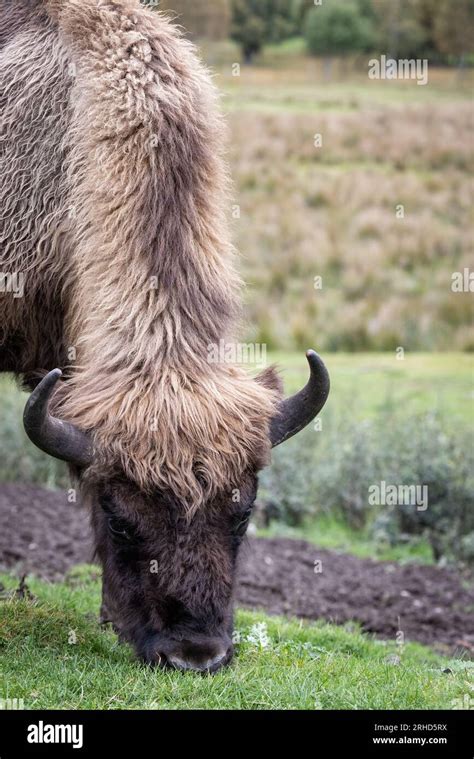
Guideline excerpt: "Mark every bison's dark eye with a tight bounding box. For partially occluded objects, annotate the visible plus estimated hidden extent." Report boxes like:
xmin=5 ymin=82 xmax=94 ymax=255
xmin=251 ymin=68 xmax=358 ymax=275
xmin=107 ymin=517 xmax=132 ymax=542
xmin=100 ymin=496 xmax=136 ymax=543
xmin=233 ymin=507 xmax=253 ymax=539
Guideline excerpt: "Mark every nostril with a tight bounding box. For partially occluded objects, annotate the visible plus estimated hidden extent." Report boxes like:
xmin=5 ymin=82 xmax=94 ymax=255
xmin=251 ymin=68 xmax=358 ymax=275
xmin=207 ymin=650 xmax=229 ymax=671
xmin=168 ymin=650 xmax=228 ymax=673
xmin=163 ymin=642 xmax=232 ymax=673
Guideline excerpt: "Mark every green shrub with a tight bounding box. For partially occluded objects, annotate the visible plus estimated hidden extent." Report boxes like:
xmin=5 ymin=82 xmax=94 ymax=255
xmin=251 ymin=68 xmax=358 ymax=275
xmin=379 ymin=412 xmax=474 ymax=563
xmin=304 ymin=1 xmax=375 ymax=57
xmin=259 ymin=409 xmax=474 ymax=566
xmin=0 ymin=377 xmax=68 ymax=489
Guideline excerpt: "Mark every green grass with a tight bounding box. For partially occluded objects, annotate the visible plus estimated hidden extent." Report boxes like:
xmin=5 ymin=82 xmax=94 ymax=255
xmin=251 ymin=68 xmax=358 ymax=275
xmin=267 ymin=352 xmax=474 ymax=430
xmin=0 ymin=568 xmax=471 ymax=710
xmin=259 ymin=514 xmax=434 ymax=564
xmin=217 ymin=53 xmax=474 ymax=113
xmin=222 ymin=80 xmax=474 ymax=114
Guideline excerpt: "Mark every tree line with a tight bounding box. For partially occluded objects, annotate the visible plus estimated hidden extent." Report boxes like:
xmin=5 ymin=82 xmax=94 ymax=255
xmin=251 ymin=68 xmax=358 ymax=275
xmin=150 ymin=0 xmax=473 ymax=65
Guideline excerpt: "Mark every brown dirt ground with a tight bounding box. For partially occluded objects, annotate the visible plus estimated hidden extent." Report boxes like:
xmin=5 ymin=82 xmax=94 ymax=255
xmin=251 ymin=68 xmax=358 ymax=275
xmin=0 ymin=484 xmax=473 ymax=653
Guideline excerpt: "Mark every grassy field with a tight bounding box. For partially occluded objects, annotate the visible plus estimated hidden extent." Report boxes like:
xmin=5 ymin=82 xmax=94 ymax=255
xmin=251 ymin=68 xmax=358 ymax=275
xmin=260 ymin=514 xmax=435 ymax=564
xmin=0 ymin=568 xmax=471 ymax=710
xmin=201 ymin=49 xmax=474 ymax=352
xmin=268 ymin=351 xmax=473 ymax=427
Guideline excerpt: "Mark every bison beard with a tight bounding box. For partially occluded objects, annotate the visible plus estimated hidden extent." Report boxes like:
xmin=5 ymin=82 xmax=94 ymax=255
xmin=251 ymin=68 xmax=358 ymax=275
xmin=1 ymin=0 xmax=330 ymax=672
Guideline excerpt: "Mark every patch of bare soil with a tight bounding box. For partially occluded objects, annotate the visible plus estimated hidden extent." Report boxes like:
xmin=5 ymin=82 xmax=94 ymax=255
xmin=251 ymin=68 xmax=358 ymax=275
xmin=236 ymin=539 xmax=474 ymax=654
xmin=0 ymin=484 xmax=94 ymax=580
xmin=0 ymin=484 xmax=472 ymax=652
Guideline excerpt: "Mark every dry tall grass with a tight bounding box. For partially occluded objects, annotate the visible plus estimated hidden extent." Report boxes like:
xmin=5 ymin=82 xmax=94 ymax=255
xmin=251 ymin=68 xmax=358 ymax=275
xmin=224 ymin=79 xmax=473 ymax=351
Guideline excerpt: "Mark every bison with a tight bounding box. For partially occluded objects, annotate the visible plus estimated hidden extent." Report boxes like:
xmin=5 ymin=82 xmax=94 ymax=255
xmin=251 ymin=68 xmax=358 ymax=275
xmin=0 ymin=0 xmax=329 ymax=672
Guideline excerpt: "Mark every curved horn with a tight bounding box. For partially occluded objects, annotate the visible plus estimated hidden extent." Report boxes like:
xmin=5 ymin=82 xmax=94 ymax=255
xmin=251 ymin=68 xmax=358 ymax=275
xmin=270 ymin=350 xmax=330 ymax=448
xmin=23 ymin=369 xmax=93 ymax=467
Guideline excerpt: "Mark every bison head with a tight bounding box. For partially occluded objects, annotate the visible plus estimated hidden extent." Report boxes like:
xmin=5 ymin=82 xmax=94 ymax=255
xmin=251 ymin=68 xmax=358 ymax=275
xmin=23 ymin=351 xmax=329 ymax=672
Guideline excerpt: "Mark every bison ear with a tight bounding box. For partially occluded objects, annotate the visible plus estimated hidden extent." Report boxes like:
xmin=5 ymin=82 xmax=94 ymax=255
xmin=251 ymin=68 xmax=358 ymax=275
xmin=255 ymin=366 xmax=284 ymax=398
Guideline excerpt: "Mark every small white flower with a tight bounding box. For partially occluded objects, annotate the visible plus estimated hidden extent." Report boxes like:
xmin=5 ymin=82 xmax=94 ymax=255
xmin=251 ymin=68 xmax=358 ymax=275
xmin=246 ymin=622 xmax=270 ymax=649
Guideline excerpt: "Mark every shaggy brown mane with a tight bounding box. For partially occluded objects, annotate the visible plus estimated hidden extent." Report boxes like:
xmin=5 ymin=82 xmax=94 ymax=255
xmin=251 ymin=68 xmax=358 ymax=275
xmin=1 ymin=0 xmax=280 ymax=510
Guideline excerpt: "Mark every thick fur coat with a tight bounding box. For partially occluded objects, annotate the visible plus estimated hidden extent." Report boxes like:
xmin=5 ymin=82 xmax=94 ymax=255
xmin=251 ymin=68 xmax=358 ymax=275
xmin=0 ymin=0 xmax=280 ymax=509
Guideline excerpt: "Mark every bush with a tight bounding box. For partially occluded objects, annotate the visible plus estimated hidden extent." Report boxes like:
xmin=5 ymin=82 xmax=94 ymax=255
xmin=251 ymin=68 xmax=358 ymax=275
xmin=0 ymin=377 xmax=68 ymax=489
xmin=231 ymin=0 xmax=298 ymax=62
xmin=304 ymin=1 xmax=375 ymax=57
xmin=259 ymin=410 xmax=474 ymax=566
xmin=379 ymin=412 xmax=474 ymax=563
